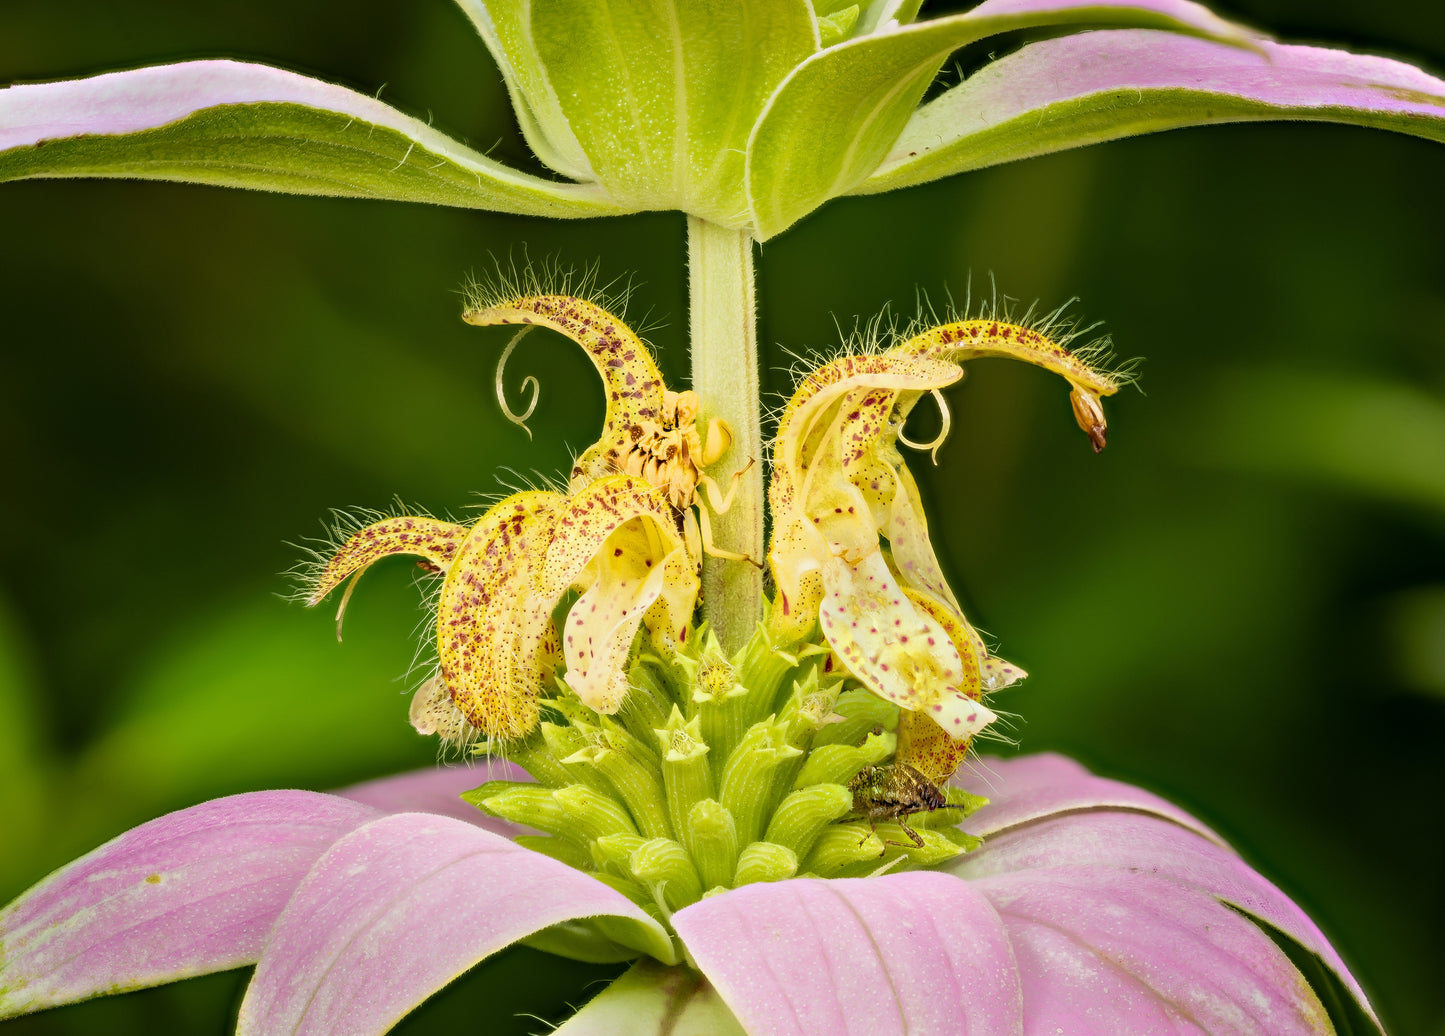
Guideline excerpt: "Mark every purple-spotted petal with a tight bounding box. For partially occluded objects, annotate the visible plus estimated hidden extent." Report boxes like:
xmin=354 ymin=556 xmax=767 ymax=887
xmin=0 ymin=791 xmax=379 ymax=1019
xmin=336 ymin=762 xmax=532 ymax=834
xmin=959 ymin=752 xmax=1222 ymax=843
xmin=949 ymin=810 xmax=1379 ymax=1027
xmin=976 ymin=866 xmax=1333 ymax=1034
xmin=235 ymin=812 xmax=673 ymax=1036
xmin=866 ymin=29 xmax=1445 ymax=193
xmin=673 ymin=873 xmax=1022 ymax=1036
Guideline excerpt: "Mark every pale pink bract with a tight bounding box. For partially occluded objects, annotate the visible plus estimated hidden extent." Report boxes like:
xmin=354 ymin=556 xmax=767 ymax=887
xmin=0 ymin=754 xmax=1374 ymax=1035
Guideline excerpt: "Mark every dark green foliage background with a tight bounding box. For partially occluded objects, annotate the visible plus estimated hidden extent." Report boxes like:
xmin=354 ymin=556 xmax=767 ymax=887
xmin=1 ymin=1 xmax=1443 ymax=1032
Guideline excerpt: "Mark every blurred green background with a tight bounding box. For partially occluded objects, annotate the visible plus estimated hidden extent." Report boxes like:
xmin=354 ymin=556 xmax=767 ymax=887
xmin=1 ymin=1 xmax=1443 ymax=1033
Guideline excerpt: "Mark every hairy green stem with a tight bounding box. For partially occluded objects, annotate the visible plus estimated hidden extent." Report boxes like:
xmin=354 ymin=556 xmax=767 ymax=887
xmin=687 ymin=216 xmax=764 ymax=653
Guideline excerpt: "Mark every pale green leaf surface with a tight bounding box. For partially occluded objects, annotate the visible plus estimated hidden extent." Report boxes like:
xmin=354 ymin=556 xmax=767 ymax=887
xmin=746 ymin=0 xmax=1253 ymax=238
xmin=531 ymin=0 xmax=817 ymax=226
xmin=856 ymin=0 xmax=927 ymax=37
xmin=862 ymin=30 xmax=1445 ymax=194
xmin=0 ymin=60 xmax=624 ymax=217
xmin=451 ymin=0 xmax=597 ymax=182
xmin=551 ymin=959 xmax=747 ymax=1036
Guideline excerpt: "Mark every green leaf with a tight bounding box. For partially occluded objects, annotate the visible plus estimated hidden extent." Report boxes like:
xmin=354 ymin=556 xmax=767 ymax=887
xmin=855 ymin=0 xmax=927 ymax=37
xmin=0 ymin=60 xmax=625 ymax=218
xmin=860 ymin=30 xmax=1445 ymax=195
xmin=746 ymin=0 xmax=1253 ymax=238
xmin=451 ymin=0 xmax=598 ymax=182
xmin=529 ymin=0 xmax=817 ymax=226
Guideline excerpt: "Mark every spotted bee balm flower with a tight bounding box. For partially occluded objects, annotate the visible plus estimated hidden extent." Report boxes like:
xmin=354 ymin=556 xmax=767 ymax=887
xmin=0 ymin=289 xmax=1382 ymax=1034
xmin=310 ymin=291 xmax=1114 ymax=778
xmin=305 ymin=290 xmax=746 ymax=742
xmin=4 ymin=0 xmax=1443 ymax=1031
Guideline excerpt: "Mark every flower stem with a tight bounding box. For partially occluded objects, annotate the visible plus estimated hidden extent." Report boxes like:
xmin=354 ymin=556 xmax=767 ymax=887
xmin=687 ymin=216 xmax=764 ymax=653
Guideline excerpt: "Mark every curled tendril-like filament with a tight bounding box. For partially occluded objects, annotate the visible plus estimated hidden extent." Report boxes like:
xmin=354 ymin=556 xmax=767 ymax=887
xmin=495 ymin=326 xmax=540 ymax=439
xmin=895 ymin=388 xmax=952 ymax=465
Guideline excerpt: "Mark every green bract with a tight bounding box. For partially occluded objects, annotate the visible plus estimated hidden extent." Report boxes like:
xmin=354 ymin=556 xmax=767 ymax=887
xmin=463 ymin=621 xmax=987 ymax=954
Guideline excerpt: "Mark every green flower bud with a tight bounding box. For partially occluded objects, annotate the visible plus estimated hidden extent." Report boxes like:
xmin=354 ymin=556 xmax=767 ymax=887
xmin=734 ymin=841 xmax=799 ymax=885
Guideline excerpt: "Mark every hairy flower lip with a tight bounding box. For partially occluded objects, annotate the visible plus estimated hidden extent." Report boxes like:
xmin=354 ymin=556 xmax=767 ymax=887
xmin=0 ymin=753 xmax=1379 ymax=1034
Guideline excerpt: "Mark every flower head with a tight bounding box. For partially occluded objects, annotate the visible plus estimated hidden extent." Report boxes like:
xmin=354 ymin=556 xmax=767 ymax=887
xmin=2 ymin=3 xmax=1434 ymax=1029
xmin=1 ymin=286 xmax=1380 ymax=1032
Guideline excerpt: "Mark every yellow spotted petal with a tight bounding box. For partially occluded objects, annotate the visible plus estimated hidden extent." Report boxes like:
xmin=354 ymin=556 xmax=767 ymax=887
xmin=896 ymin=712 xmax=970 ymax=787
xmin=462 ymin=293 xmax=669 ymax=486
xmin=980 ymin=654 xmax=1028 ymax=693
xmin=894 ymin=317 xmax=1122 ymax=452
xmin=563 ymin=521 xmax=677 ymax=714
xmin=818 ymin=551 xmax=996 ymax=742
xmin=772 ymin=353 xmax=959 ymax=505
xmin=768 ymin=353 xmax=958 ymax=642
xmin=902 ymin=555 xmax=1027 ymax=696
xmin=540 ymin=475 xmax=687 ymax=601
xmin=770 ymin=386 xmax=889 ymax=642
xmin=437 ymin=491 xmax=564 ymax=741
xmin=884 ymin=461 xmax=958 ymax=614
xmin=407 ymin=675 xmax=472 ymax=743
xmin=895 ymin=588 xmax=1021 ymax=782
xmin=766 ymin=519 xmax=825 ymax=642
xmin=542 ymin=475 xmax=699 ymax=713
xmin=306 ymin=516 xmax=468 ymax=607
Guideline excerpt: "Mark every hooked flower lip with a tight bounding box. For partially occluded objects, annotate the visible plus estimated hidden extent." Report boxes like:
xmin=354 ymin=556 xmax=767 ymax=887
xmin=302 ymin=293 xmax=727 ymax=749
xmin=0 ymin=754 xmax=1378 ymax=1035
xmin=766 ymin=305 xmax=1124 ymax=772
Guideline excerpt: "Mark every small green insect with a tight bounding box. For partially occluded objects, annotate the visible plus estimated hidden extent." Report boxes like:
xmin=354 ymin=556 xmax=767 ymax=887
xmin=847 ymin=762 xmax=967 ymax=851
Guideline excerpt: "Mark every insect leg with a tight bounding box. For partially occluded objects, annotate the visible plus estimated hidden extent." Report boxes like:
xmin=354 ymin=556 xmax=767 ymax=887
xmin=698 ymin=458 xmax=755 ymax=516
xmin=695 ymin=494 xmax=760 ymax=565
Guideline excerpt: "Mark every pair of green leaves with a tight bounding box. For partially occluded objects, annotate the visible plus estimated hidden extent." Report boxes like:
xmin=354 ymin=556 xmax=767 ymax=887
xmin=7 ymin=1 xmax=1441 ymax=239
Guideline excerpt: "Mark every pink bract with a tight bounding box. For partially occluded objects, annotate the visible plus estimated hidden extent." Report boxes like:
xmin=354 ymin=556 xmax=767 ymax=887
xmin=0 ymin=754 xmax=1376 ymax=1035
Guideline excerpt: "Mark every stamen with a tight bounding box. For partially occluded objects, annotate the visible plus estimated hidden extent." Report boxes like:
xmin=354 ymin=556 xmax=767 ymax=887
xmin=494 ymin=326 xmax=540 ymax=439
xmin=333 ymin=570 xmax=364 ymax=641
xmin=896 ymin=388 xmax=952 ymax=465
